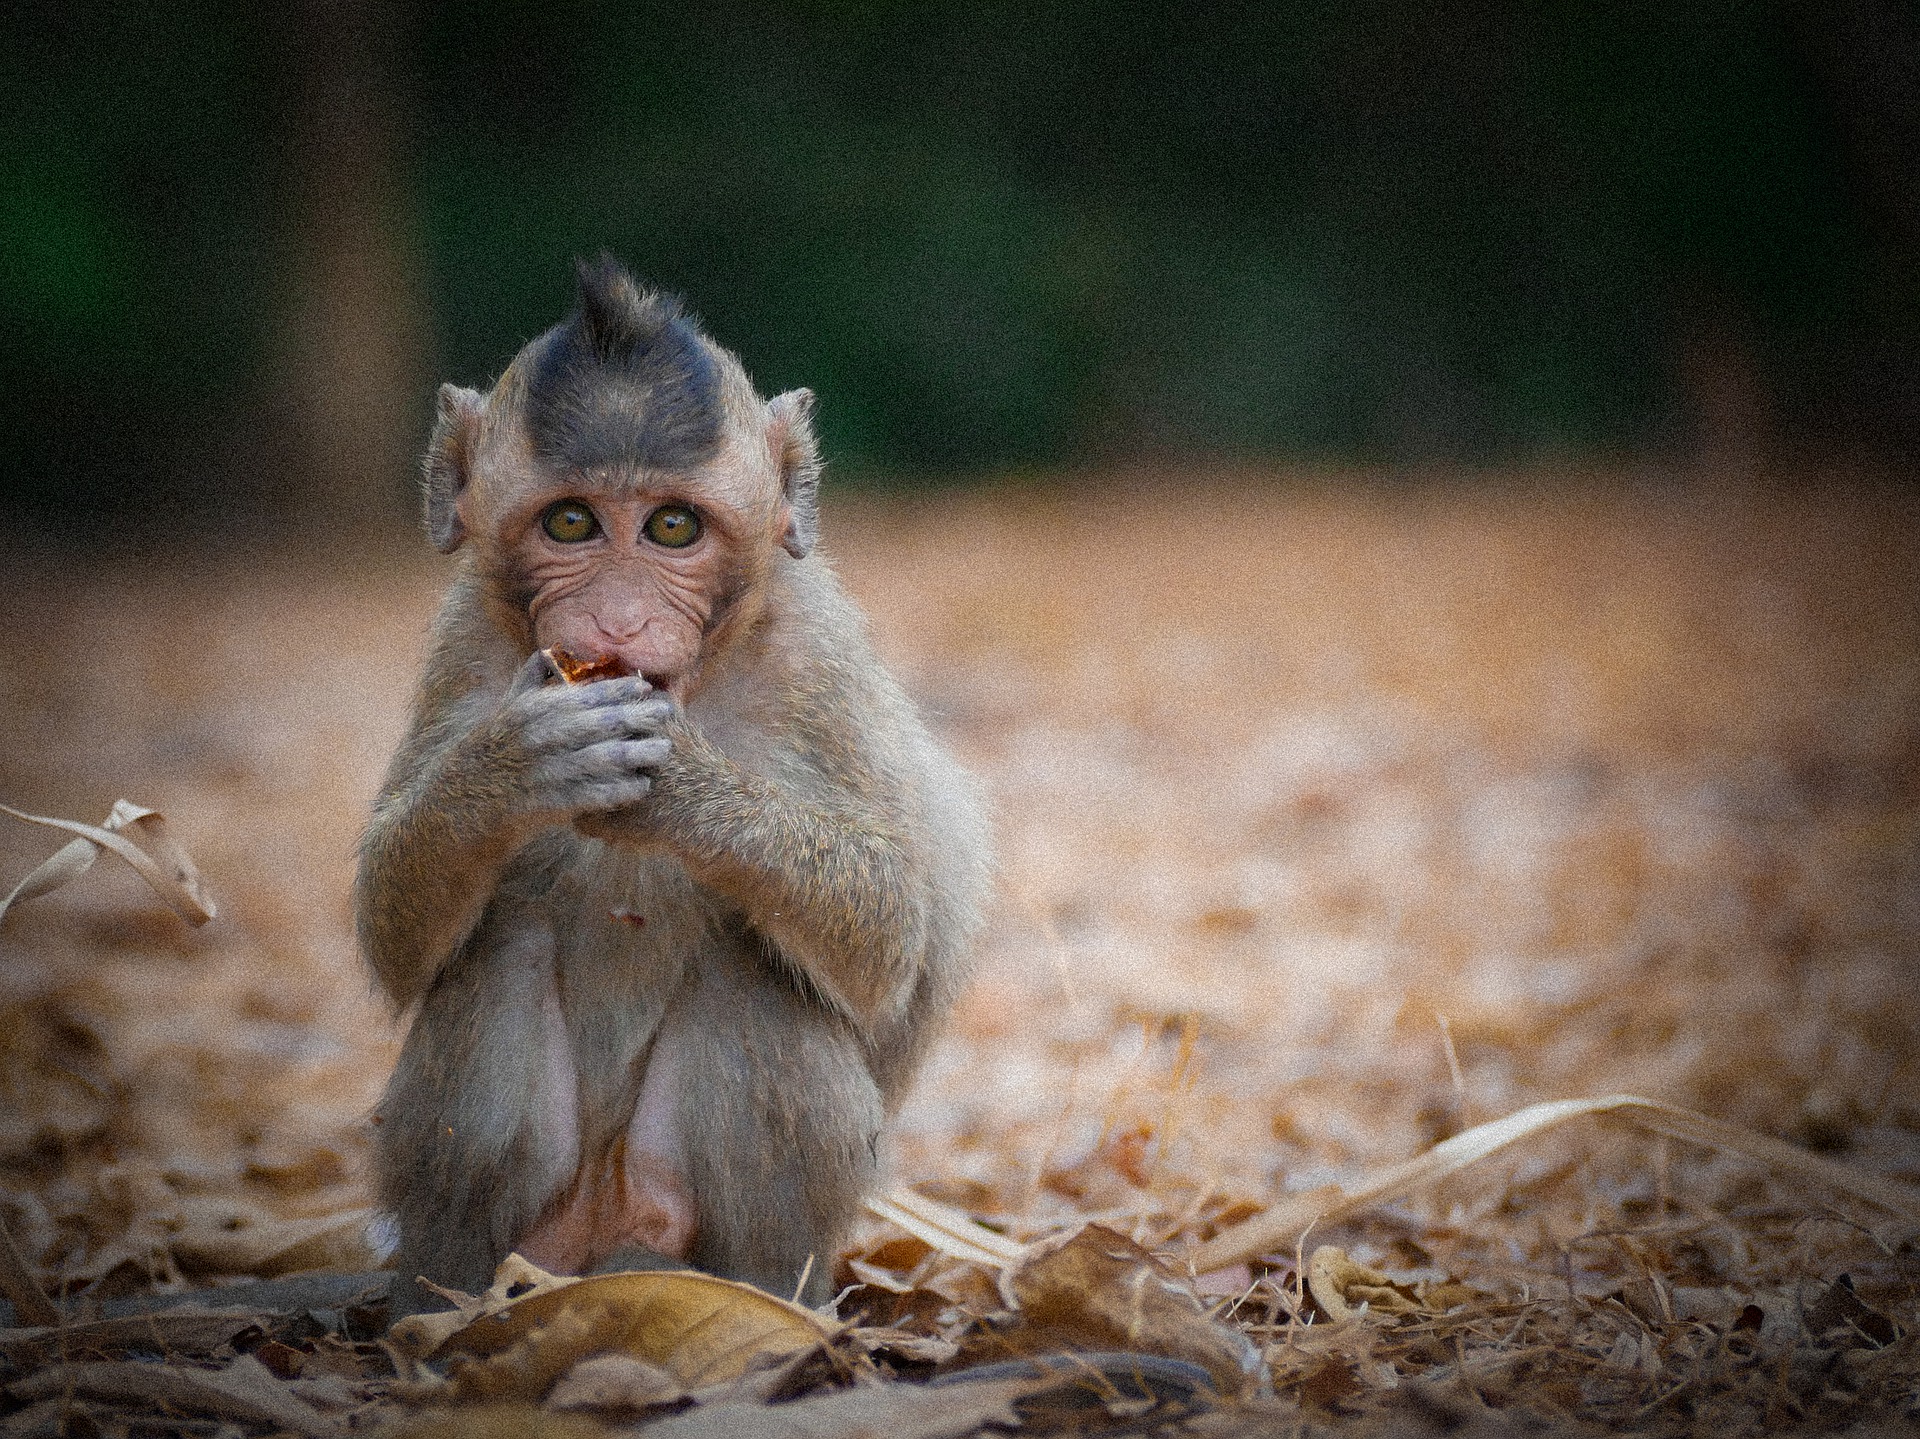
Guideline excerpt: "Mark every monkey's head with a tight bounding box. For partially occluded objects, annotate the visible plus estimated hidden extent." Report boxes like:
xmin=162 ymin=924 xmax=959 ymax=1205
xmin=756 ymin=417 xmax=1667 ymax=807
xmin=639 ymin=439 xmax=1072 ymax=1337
xmin=421 ymin=257 xmax=822 ymax=700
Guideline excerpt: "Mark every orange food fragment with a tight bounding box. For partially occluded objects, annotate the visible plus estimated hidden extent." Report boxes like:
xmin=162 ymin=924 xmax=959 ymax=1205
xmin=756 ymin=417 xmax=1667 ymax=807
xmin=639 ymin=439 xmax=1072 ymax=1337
xmin=544 ymin=647 xmax=633 ymax=684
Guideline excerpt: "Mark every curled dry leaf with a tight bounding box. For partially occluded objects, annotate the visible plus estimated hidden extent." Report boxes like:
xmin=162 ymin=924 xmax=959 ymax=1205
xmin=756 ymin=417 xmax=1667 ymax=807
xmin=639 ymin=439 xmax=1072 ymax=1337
xmin=0 ymin=1219 xmax=59 ymax=1328
xmin=0 ymin=798 xmax=215 ymax=926
xmin=0 ymin=1309 xmax=263 ymax=1365
xmin=389 ymin=1252 xmax=584 ymax=1362
xmin=847 ymin=1326 xmax=961 ymax=1366
xmin=1803 ymin=1273 xmax=1901 ymax=1348
xmin=1304 ymin=1246 xmax=1478 ymax=1324
xmin=638 ymin=1373 xmax=1042 ymax=1439
xmin=985 ymin=1224 xmax=1262 ymax=1397
xmin=864 ymin=1189 xmax=1025 ymax=1269
xmin=546 ymin=1352 xmax=686 ymax=1413
xmin=170 ymin=1204 xmax=379 ymax=1278
xmin=1306 ymin=1247 xmax=1418 ymax=1323
xmin=394 ymin=1253 xmax=833 ymax=1406
xmin=387 ymin=1402 xmax=620 ymax=1439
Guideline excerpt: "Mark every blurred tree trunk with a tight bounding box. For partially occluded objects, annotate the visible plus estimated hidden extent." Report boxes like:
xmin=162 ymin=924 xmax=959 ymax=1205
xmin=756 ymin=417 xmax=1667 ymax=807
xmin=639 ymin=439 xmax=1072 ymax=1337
xmin=1786 ymin=0 xmax=1920 ymax=459
xmin=274 ymin=0 xmax=427 ymax=529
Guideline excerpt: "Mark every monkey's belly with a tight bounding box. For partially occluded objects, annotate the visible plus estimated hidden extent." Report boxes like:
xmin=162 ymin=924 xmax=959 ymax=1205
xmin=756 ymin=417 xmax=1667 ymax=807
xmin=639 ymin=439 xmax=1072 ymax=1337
xmin=519 ymin=865 xmax=705 ymax=1270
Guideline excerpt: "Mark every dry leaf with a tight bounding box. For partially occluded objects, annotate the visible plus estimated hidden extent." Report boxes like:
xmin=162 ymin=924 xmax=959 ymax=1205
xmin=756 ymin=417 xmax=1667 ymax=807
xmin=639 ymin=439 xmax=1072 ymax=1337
xmin=847 ymin=1257 xmax=918 ymax=1294
xmin=1305 ymin=1246 xmax=1423 ymax=1322
xmin=0 ymin=799 xmax=215 ymax=927
xmin=397 ymin=1254 xmax=832 ymax=1405
xmin=848 ymin=1326 xmax=961 ymax=1365
xmin=387 ymin=1403 xmax=619 ymax=1438
xmin=1803 ymin=1273 xmax=1900 ymax=1347
xmin=388 ymin=1252 xmax=573 ymax=1362
xmin=638 ymin=1373 xmax=1040 ymax=1439
xmin=0 ymin=1222 xmax=58 ymax=1328
xmin=933 ymin=1351 xmax=1219 ymax=1429
xmin=287 ymin=1373 xmax=371 ymax=1411
xmin=991 ymin=1224 xmax=1262 ymax=1396
xmin=6 ymin=1354 xmax=332 ymax=1437
xmin=864 ymin=1189 xmax=1025 ymax=1268
xmin=547 ymin=1352 xmax=687 ymax=1412
xmin=0 ymin=1309 xmax=261 ymax=1364
xmin=170 ymin=1203 xmax=377 ymax=1277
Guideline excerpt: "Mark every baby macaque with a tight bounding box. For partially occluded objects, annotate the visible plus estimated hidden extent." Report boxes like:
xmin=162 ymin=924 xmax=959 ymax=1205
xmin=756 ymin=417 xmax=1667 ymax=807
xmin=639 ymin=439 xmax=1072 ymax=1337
xmin=355 ymin=258 xmax=989 ymax=1306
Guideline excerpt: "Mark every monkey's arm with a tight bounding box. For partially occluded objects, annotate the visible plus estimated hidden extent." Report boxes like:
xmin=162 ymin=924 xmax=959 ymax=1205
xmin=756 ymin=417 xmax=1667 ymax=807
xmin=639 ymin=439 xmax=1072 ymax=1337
xmin=356 ymin=624 xmax=674 ymax=1009
xmin=626 ymin=707 xmax=961 ymax=1034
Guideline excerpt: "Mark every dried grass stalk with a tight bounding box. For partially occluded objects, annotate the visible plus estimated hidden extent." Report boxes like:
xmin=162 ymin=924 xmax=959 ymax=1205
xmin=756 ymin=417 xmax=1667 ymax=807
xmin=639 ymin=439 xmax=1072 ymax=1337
xmin=1191 ymin=1093 xmax=1920 ymax=1272
xmin=865 ymin=1190 xmax=1026 ymax=1268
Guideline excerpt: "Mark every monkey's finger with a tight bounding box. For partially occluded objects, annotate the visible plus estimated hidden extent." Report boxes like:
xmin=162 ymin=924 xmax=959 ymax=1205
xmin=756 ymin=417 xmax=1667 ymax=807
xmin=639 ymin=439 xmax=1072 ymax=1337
xmin=573 ymin=777 xmax=654 ymax=811
xmin=580 ymin=737 xmax=674 ymax=775
xmin=530 ymin=756 xmax=657 ymax=808
xmin=571 ymin=671 xmax=655 ymax=699
xmin=561 ymin=690 xmax=674 ymax=736
xmin=601 ymin=696 xmax=675 ymax=734
xmin=534 ymin=739 xmax=672 ymax=791
xmin=506 ymin=649 xmax=560 ymax=700
xmin=525 ymin=701 xmax=674 ymax=753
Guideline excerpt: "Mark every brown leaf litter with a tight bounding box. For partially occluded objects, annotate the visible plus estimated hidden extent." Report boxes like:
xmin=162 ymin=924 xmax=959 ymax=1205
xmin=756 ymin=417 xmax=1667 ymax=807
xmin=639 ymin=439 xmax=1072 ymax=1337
xmin=1 ymin=474 xmax=1917 ymax=1435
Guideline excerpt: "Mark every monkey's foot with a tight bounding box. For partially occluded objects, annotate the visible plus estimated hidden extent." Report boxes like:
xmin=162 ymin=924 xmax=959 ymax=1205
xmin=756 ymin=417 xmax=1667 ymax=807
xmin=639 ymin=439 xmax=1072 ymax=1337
xmin=589 ymin=1243 xmax=683 ymax=1275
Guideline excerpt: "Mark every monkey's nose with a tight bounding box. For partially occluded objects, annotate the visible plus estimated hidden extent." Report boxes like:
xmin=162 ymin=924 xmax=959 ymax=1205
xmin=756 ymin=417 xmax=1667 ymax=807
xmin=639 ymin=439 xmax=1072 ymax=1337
xmin=592 ymin=616 xmax=647 ymax=646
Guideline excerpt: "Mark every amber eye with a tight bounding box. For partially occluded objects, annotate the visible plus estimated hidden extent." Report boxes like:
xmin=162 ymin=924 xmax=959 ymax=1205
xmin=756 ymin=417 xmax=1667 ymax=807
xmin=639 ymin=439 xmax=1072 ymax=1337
xmin=643 ymin=504 xmax=702 ymax=549
xmin=541 ymin=500 xmax=600 ymax=543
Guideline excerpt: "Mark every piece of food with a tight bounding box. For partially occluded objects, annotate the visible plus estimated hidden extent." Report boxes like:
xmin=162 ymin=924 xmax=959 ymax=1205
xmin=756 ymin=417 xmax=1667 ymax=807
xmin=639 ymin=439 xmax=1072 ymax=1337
xmin=543 ymin=647 xmax=634 ymax=685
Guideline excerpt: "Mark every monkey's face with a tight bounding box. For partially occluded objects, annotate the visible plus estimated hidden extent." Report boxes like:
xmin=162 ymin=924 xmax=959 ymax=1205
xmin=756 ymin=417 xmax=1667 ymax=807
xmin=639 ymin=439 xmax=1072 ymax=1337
xmin=505 ymin=479 xmax=762 ymax=701
xmin=503 ymin=482 xmax=764 ymax=703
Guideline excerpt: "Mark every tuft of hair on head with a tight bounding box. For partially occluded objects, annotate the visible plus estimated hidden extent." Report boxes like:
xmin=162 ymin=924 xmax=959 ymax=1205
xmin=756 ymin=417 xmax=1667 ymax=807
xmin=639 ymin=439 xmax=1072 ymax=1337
xmin=524 ymin=255 xmax=724 ymax=474
xmin=574 ymin=253 xmax=689 ymax=366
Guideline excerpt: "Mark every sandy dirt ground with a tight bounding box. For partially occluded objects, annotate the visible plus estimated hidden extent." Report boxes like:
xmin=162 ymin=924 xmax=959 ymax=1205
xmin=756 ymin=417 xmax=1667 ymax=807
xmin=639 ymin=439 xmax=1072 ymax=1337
xmin=1 ymin=472 xmax=1916 ymax=1432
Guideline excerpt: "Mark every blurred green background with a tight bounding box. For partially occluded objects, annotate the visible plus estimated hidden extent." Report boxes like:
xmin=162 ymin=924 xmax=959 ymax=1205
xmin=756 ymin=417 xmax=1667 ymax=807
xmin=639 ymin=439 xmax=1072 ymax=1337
xmin=3 ymin=0 xmax=1916 ymax=529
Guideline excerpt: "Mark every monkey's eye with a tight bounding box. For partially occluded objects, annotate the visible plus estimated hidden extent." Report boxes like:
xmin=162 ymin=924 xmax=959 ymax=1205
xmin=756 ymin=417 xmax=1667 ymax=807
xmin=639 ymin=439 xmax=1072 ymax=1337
xmin=643 ymin=505 xmax=702 ymax=549
xmin=541 ymin=500 xmax=601 ymax=544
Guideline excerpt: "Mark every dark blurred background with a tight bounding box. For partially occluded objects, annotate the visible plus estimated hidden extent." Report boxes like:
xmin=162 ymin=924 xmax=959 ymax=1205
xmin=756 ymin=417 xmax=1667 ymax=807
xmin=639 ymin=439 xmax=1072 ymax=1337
xmin=3 ymin=0 xmax=1917 ymax=533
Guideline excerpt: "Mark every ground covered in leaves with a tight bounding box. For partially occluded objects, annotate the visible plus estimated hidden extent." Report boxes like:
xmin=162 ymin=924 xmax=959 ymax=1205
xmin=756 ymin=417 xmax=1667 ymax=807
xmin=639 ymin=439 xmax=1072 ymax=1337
xmin=1 ymin=471 xmax=1916 ymax=1436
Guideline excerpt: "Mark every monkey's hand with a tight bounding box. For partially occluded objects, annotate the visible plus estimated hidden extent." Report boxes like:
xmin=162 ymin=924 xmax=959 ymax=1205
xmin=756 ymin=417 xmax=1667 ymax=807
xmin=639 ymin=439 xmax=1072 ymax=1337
xmin=358 ymin=652 xmax=672 ymax=1010
xmin=476 ymin=651 xmax=675 ymax=826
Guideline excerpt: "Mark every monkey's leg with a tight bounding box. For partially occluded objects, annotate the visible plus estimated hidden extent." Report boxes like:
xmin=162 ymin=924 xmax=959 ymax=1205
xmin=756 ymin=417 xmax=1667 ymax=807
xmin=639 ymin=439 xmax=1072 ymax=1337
xmin=677 ymin=956 xmax=884 ymax=1305
xmin=378 ymin=917 xmax=582 ymax=1305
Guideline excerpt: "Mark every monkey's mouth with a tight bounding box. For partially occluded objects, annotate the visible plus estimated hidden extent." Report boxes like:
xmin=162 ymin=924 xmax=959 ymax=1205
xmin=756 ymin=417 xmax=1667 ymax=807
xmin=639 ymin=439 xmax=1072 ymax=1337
xmin=542 ymin=646 xmax=687 ymax=701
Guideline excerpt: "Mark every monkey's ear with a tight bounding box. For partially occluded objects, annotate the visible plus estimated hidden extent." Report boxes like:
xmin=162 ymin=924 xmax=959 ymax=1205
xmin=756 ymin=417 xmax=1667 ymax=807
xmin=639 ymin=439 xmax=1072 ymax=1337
xmin=423 ymin=384 xmax=484 ymax=554
xmin=767 ymin=388 xmax=821 ymax=560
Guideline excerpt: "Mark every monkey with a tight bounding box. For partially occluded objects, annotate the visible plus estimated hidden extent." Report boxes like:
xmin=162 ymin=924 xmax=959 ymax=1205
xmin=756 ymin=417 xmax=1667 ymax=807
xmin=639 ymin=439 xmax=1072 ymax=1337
xmin=355 ymin=258 xmax=990 ymax=1309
